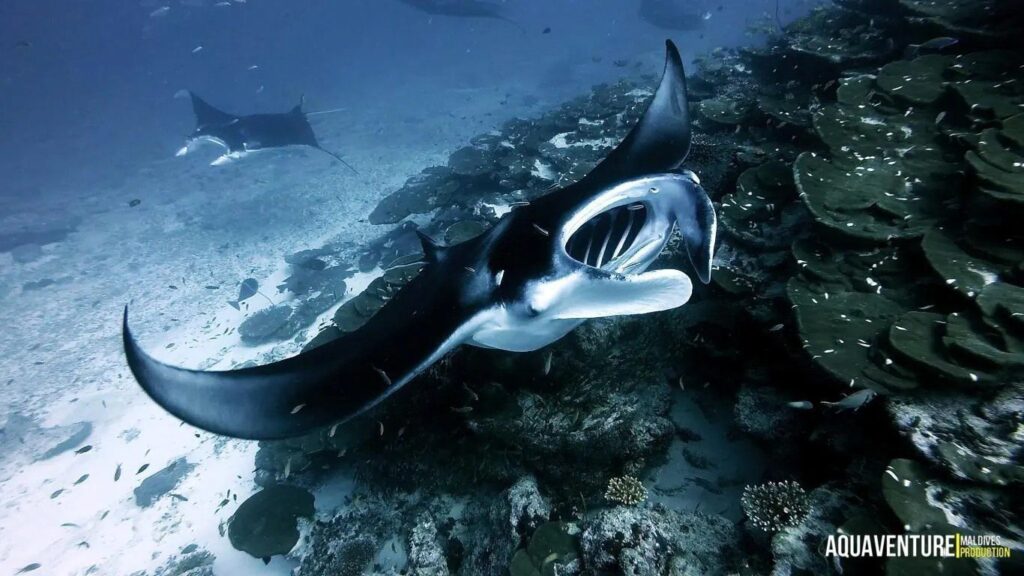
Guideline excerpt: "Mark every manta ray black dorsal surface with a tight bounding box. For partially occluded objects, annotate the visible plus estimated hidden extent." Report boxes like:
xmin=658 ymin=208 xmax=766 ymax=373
xmin=189 ymin=92 xmax=237 ymax=129
xmin=178 ymin=92 xmax=357 ymax=173
xmin=575 ymin=39 xmax=691 ymax=190
xmin=125 ymin=40 xmax=715 ymax=440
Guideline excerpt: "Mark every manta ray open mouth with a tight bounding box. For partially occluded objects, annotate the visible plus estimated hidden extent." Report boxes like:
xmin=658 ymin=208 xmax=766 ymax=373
xmin=565 ymin=203 xmax=648 ymax=269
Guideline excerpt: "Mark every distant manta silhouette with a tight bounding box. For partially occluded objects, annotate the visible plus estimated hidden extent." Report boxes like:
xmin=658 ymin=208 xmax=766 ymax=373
xmin=397 ymin=0 xmax=525 ymax=33
xmin=175 ymin=91 xmax=357 ymax=174
xmin=639 ymin=0 xmax=705 ymax=31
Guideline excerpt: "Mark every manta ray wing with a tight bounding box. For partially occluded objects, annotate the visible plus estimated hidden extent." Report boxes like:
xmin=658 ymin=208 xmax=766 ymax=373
xmin=532 ymin=40 xmax=713 ymax=283
xmin=188 ymin=92 xmax=236 ymax=129
xmin=124 ymin=263 xmax=481 ymax=439
xmin=577 ymin=39 xmax=691 ymax=188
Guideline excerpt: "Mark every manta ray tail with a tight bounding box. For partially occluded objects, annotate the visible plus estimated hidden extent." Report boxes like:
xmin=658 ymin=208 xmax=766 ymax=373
xmin=295 ymin=96 xmax=358 ymax=174
xmin=316 ymin=147 xmax=360 ymax=175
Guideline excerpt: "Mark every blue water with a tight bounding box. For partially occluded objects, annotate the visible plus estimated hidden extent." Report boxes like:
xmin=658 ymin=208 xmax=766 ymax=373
xmin=1 ymin=0 xmax=800 ymax=196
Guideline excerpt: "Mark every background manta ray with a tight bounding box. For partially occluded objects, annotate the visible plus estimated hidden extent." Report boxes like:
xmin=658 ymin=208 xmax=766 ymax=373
xmin=124 ymin=40 xmax=716 ymax=440
xmin=639 ymin=0 xmax=707 ymax=32
xmin=396 ymin=0 xmax=526 ymax=33
xmin=176 ymin=91 xmax=358 ymax=173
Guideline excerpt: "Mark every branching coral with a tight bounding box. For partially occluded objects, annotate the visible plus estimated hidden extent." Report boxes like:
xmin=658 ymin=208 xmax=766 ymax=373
xmin=741 ymin=480 xmax=811 ymax=533
xmin=604 ymin=476 xmax=648 ymax=506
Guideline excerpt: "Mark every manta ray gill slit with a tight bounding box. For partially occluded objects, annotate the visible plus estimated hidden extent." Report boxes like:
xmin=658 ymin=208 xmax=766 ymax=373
xmin=565 ymin=203 xmax=648 ymax=269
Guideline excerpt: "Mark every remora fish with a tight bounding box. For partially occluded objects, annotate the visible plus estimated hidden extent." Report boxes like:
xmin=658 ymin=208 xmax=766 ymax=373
xmin=124 ymin=40 xmax=717 ymax=440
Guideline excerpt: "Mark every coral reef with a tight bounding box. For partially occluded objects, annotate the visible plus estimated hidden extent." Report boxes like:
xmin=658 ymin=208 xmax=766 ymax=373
xmin=580 ymin=506 xmax=740 ymax=576
xmin=767 ymin=484 xmax=865 ymax=576
xmin=508 ymin=521 xmax=578 ymax=576
xmin=604 ymin=476 xmax=648 ymax=507
xmin=741 ymin=480 xmax=811 ymax=533
xmin=228 ymin=484 xmax=315 ymax=560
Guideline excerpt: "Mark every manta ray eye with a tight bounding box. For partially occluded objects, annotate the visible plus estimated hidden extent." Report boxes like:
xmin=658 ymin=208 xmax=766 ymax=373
xmin=566 ymin=204 xmax=647 ymax=269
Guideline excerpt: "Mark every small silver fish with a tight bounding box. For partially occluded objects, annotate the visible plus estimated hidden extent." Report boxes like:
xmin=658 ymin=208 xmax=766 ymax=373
xmin=904 ymin=37 xmax=958 ymax=59
xmin=787 ymin=401 xmax=814 ymax=410
xmin=373 ymin=367 xmax=392 ymax=388
xmin=918 ymin=36 xmax=959 ymax=50
xmin=821 ymin=389 xmax=877 ymax=411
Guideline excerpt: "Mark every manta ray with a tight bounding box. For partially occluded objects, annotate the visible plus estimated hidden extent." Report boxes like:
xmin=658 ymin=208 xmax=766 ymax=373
xmin=397 ymin=0 xmax=525 ymax=32
xmin=124 ymin=40 xmax=716 ymax=440
xmin=175 ymin=91 xmax=357 ymax=173
xmin=639 ymin=0 xmax=706 ymax=32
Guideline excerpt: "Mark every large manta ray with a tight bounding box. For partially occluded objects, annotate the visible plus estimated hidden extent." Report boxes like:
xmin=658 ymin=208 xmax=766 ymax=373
xmin=175 ymin=91 xmax=357 ymax=173
xmin=397 ymin=0 xmax=525 ymax=32
xmin=639 ymin=0 xmax=706 ymax=32
xmin=124 ymin=40 xmax=716 ymax=440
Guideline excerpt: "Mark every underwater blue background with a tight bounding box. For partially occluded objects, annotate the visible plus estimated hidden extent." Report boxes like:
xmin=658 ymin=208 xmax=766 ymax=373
xmin=0 ymin=0 xmax=791 ymax=197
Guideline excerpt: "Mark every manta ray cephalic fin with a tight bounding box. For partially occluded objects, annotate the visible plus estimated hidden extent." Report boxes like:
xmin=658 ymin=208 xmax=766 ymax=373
xmin=548 ymin=268 xmax=693 ymax=320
